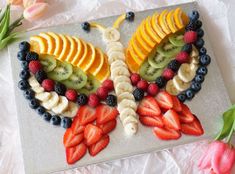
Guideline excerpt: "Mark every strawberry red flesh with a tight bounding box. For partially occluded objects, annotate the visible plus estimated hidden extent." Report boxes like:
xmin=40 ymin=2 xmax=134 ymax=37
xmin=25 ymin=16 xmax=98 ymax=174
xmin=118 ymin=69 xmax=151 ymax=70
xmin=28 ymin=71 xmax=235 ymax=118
xmin=181 ymin=115 xmax=204 ymax=136
xmin=84 ymin=124 xmax=103 ymax=146
xmin=66 ymin=142 xmax=87 ymax=164
xmin=77 ymin=105 xmax=96 ymax=125
xmin=96 ymin=104 xmax=119 ymax=124
xmin=137 ymin=96 xmax=161 ymax=117
xmin=153 ymin=127 xmax=181 ymax=140
xmin=156 ymin=91 xmax=173 ymax=109
xmin=178 ymin=103 xmax=194 ymax=123
xmin=172 ymin=96 xmax=182 ymax=112
xmin=71 ymin=116 xmax=85 ymax=134
xmin=139 ymin=115 xmax=164 ymax=127
xmin=162 ymin=109 xmax=181 ymax=130
xmin=89 ymin=135 xmax=110 ymax=156
xmin=98 ymin=119 xmax=117 ymax=134
xmin=63 ymin=128 xmax=84 ymax=148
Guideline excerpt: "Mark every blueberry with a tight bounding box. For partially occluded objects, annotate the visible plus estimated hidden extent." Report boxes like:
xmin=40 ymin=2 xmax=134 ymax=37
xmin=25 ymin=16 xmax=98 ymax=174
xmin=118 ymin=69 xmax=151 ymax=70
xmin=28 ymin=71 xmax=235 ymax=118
xmin=197 ymin=66 xmax=208 ymax=75
xmin=77 ymin=93 xmax=88 ymax=106
xmin=177 ymin=93 xmax=186 ymax=103
xmin=133 ymin=88 xmax=144 ymax=101
xmin=17 ymin=51 xmax=27 ymax=61
xmin=36 ymin=106 xmax=46 ymax=115
xmin=23 ymin=89 xmax=35 ymax=100
xmin=199 ymin=55 xmax=211 ymax=66
xmin=21 ymin=61 xmax=29 ymax=70
xmin=195 ymin=20 xmax=202 ymax=29
xmin=191 ymin=82 xmax=201 ymax=92
xmin=181 ymin=44 xmax=192 ymax=53
xmin=19 ymin=69 xmax=30 ymax=80
xmin=194 ymin=74 xmax=204 ymax=83
xmin=81 ymin=22 xmax=90 ymax=32
xmin=155 ymin=76 xmax=167 ymax=88
xmin=185 ymin=21 xmax=196 ymax=31
xmin=35 ymin=70 xmax=47 ymax=83
xmin=26 ymin=51 xmax=39 ymax=61
xmin=189 ymin=10 xmax=199 ymax=22
xmin=126 ymin=11 xmax=135 ymax=22
xmin=197 ymin=28 xmax=204 ymax=38
xmin=29 ymin=99 xmax=39 ymax=109
xmin=106 ymin=94 xmax=117 ymax=107
xmin=54 ymin=82 xmax=66 ymax=96
xmin=195 ymin=38 xmax=204 ymax=48
xmin=43 ymin=112 xmax=52 ymax=122
xmin=199 ymin=47 xmax=207 ymax=55
xmin=50 ymin=115 xmax=61 ymax=126
xmin=19 ymin=41 xmax=30 ymax=51
xmin=168 ymin=60 xmax=180 ymax=72
xmin=61 ymin=117 xmax=72 ymax=129
xmin=185 ymin=89 xmax=195 ymax=100
xmin=18 ymin=80 xmax=29 ymax=90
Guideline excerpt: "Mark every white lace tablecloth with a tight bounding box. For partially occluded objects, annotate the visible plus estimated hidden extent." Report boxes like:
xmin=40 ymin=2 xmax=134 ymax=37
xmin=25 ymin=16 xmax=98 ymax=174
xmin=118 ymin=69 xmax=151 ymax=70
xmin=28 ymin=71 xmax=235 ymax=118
xmin=0 ymin=0 xmax=235 ymax=173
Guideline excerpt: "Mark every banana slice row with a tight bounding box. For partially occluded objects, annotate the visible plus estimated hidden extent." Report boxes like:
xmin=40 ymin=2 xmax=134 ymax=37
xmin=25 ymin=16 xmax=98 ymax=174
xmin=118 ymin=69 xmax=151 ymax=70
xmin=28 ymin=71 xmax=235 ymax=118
xmin=28 ymin=76 xmax=78 ymax=117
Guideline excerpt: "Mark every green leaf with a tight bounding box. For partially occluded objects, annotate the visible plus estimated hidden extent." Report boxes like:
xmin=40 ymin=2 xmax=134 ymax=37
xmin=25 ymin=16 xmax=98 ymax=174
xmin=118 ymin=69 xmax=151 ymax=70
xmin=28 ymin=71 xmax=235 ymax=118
xmin=0 ymin=5 xmax=10 ymax=41
xmin=0 ymin=32 xmax=20 ymax=50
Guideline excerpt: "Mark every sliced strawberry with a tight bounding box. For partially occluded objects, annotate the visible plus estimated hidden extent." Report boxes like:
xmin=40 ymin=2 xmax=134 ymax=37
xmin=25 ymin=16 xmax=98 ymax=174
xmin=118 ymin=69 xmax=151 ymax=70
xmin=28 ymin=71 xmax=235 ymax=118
xmin=178 ymin=104 xmax=194 ymax=123
xmin=181 ymin=115 xmax=204 ymax=136
xmin=89 ymin=135 xmax=110 ymax=156
xmin=71 ymin=116 xmax=85 ymax=134
xmin=172 ymin=96 xmax=182 ymax=112
xmin=139 ymin=115 xmax=163 ymax=127
xmin=63 ymin=128 xmax=84 ymax=148
xmin=84 ymin=124 xmax=103 ymax=146
xmin=156 ymin=91 xmax=173 ymax=109
xmin=66 ymin=142 xmax=87 ymax=164
xmin=153 ymin=127 xmax=181 ymax=140
xmin=77 ymin=105 xmax=96 ymax=125
xmin=98 ymin=119 xmax=117 ymax=134
xmin=162 ymin=109 xmax=181 ymax=130
xmin=96 ymin=104 xmax=119 ymax=124
xmin=137 ymin=96 xmax=161 ymax=117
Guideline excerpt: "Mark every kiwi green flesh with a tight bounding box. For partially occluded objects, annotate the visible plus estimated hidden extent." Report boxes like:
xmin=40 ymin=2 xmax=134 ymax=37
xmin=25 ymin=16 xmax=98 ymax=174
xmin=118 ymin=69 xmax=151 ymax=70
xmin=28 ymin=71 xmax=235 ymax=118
xmin=61 ymin=67 xmax=87 ymax=90
xmin=47 ymin=61 xmax=73 ymax=81
xmin=139 ymin=60 xmax=163 ymax=82
xmin=148 ymin=51 xmax=172 ymax=68
xmin=157 ymin=42 xmax=182 ymax=58
xmin=169 ymin=34 xmax=184 ymax=47
xmin=78 ymin=75 xmax=100 ymax=95
xmin=39 ymin=55 xmax=57 ymax=72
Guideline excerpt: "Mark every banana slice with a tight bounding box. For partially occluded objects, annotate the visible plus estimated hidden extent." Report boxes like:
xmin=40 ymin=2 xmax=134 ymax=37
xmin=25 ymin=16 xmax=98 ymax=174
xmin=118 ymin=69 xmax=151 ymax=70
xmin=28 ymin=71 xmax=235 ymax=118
xmin=190 ymin=45 xmax=199 ymax=58
xmin=124 ymin=122 xmax=138 ymax=135
xmin=28 ymin=76 xmax=40 ymax=88
xmin=41 ymin=92 xmax=59 ymax=110
xmin=35 ymin=92 xmax=51 ymax=102
xmin=52 ymin=96 xmax=69 ymax=114
xmin=106 ymin=41 xmax=124 ymax=52
xmin=111 ymin=60 xmax=127 ymax=70
xmin=107 ymin=45 xmax=123 ymax=56
xmin=113 ymin=75 xmax=131 ymax=85
xmin=166 ymin=80 xmax=180 ymax=95
xmin=111 ymin=67 xmax=130 ymax=80
xmin=115 ymin=82 xmax=133 ymax=96
xmin=123 ymin=115 xmax=138 ymax=126
xmin=32 ymin=86 xmax=44 ymax=93
xmin=190 ymin=56 xmax=199 ymax=64
xmin=117 ymin=92 xmax=135 ymax=103
xmin=173 ymin=75 xmax=190 ymax=92
xmin=190 ymin=63 xmax=199 ymax=71
xmin=178 ymin=63 xmax=196 ymax=83
xmin=119 ymin=108 xmax=137 ymax=121
xmin=102 ymin=27 xmax=120 ymax=43
xmin=118 ymin=99 xmax=137 ymax=112
xmin=62 ymin=102 xmax=78 ymax=118
xmin=108 ymin=51 xmax=125 ymax=64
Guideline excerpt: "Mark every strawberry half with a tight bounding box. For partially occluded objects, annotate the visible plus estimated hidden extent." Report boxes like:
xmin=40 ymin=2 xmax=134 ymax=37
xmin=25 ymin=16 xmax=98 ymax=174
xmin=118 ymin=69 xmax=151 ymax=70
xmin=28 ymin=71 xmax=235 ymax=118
xmin=139 ymin=115 xmax=164 ymax=127
xmin=137 ymin=96 xmax=161 ymax=117
xmin=63 ymin=128 xmax=84 ymax=148
xmin=71 ymin=116 xmax=85 ymax=134
xmin=96 ymin=104 xmax=119 ymax=124
xmin=156 ymin=91 xmax=173 ymax=109
xmin=162 ymin=109 xmax=181 ymax=130
xmin=178 ymin=103 xmax=194 ymax=123
xmin=98 ymin=119 xmax=117 ymax=134
xmin=89 ymin=135 xmax=110 ymax=156
xmin=66 ymin=142 xmax=87 ymax=164
xmin=181 ymin=115 xmax=204 ymax=136
xmin=84 ymin=124 xmax=103 ymax=146
xmin=153 ymin=127 xmax=181 ymax=140
xmin=172 ymin=96 xmax=182 ymax=112
xmin=77 ymin=105 xmax=96 ymax=125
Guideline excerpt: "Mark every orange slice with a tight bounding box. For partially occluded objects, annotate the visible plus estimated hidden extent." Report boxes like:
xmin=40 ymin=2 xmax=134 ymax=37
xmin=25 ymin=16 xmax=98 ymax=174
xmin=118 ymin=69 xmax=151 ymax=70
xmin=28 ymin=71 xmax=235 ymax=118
xmin=89 ymin=48 xmax=104 ymax=76
xmin=30 ymin=35 xmax=48 ymax=54
xmin=139 ymin=20 xmax=156 ymax=48
xmin=125 ymin=49 xmax=139 ymax=73
xmin=135 ymin=27 xmax=152 ymax=53
xmin=47 ymin=32 xmax=63 ymax=56
xmin=182 ymin=11 xmax=189 ymax=26
xmin=57 ymin=34 xmax=70 ymax=61
xmin=151 ymin=12 xmax=166 ymax=39
xmin=173 ymin=8 xmax=188 ymax=29
xmin=78 ymin=43 xmax=96 ymax=72
xmin=71 ymin=39 xmax=87 ymax=66
xmin=69 ymin=37 xmax=83 ymax=63
xmin=65 ymin=36 xmax=77 ymax=62
xmin=39 ymin=32 xmax=55 ymax=55
xmin=95 ymin=55 xmax=110 ymax=82
xmin=166 ymin=10 xmax=178 ymax=33
xmin=145 ymin=16 xmax=161 ymax=43
xmin=130 ymin=37 xmax=146 ymax=60
xmin=159 ymin=10 xmax=171 ymax=34
xmin=128 ymin=46 xmax=143 ymax=66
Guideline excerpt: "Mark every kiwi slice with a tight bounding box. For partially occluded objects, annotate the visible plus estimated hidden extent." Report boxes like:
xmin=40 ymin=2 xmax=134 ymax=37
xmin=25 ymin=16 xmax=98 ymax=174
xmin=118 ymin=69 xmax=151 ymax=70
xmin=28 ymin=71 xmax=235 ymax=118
xmin=78 ymin=75 xmax=100 ymax=95
xmin=157 ymin=42 xmax=182 ymax=58
xmin=39 ymin=54 xmax=57 ymax=72
xmin=139 ymin=60 xmax=163 ymax=82
xmin=148 ymin=50 xmax=172 ymax=68
xmin=47 ymin=61 xmax=73 ymax=81
xmin=169 ymin=33 xmax=184 ymax=47
xmin=61 ymin=67 xmax=88 ymax=90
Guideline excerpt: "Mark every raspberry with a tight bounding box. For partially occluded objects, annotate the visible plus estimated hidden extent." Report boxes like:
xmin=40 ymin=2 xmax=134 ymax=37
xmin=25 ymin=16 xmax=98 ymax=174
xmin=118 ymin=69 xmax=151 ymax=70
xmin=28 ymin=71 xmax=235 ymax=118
xmin=147 ymin=83 xmax=159 ymax=96
xmin=130 ymin=73 xmax=141 ymax=86
xmin=88 ymin=93 xmax=100 ymax=107
xmin=65 ymin=89 xmax=77 ymax=102
xmin=96 ymin=87 xmax=109 ymax=100
xmin=29 ymin=60 xmax=42 ymax=74
xmin=162 ymin=68 xmax=174 ymax=80
xmin=42 ymin=79 xmax=55 ymax=92
xmin=137 ymin=80 xmax=148 ymax=91
xmin=176 ymin=51 xmax=189 ymax=64
xmin=184 ymin=31 xmax=197 ymax=44
xmin=102 ymin=79 xmax=114 ymax=91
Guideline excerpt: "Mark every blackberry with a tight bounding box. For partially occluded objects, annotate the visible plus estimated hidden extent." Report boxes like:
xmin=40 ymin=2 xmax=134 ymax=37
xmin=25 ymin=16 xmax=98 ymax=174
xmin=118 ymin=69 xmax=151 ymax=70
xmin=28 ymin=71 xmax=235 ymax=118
xmin=35 ymin=70 xmax=47 ymax=83
xmin=177 ymin=93 xmax=186 ymax=103
xmin=126 ymin=11 xmax=135 ymax=22
xmin=43 ymin=112 xmax=52 ymax=122
xmin=18 ymin=80 xmax=29 ymax=90
xmin=181 ymin=44 xmax=192 ymax=53
xmin=29 ymin=98 xmax=39 ymax=109
xmin=77 ymin=94 xmax=88 ymax=105
xmin=61 ymin=117 xmax=72 ymax=129
xmin=19 ymin=69 xmax=30 ymax=80
xmin=26 ymin=51 xmax=39 ymax=61
xmin=21 ymin=61 xmax=29 ymax=70
xmin=106 ymin=94 xmax=117 ymax=107
xmin=81 ymin=22 xmax=90 ymax=32
xmin=168 ymin=60 xmax=180 ymax=72
xmin=185 ymin=21 xmax=196 ymax=31
xmin=36 ymin=106 xmax=46 ymax=115
xmin=23 ymin=89 xmax=35 ymax=100
xmin=19 ymin=41 xmax=30 ymax=51
xmin=17 ymin=51 xmax=27 ymax=61
xmin=50 ymin=115 xmax=61 ymax=126
xmin=133 ymin=88 xmax=144 ymax=101
xmin=155 ymin=76 xmax=166 ymax=88
xmin=54 ymin=82 xmax=66 ymax=96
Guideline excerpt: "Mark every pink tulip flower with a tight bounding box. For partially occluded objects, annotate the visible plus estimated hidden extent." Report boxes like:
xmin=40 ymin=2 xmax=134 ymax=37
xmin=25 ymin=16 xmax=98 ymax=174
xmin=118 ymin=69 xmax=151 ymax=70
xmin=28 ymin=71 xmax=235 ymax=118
xmin=7 ymin=0 xmax=23 ymax=6
xmin=23 ymin=2 xmax=48 ymax=21
xmin=198 ymin=141 xmax=235 ymax=174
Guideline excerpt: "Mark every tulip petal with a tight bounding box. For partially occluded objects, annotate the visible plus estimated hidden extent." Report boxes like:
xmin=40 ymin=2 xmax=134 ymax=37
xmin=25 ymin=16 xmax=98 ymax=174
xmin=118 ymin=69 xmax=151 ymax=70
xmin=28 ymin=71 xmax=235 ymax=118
xmin=23 ymin=2 xmax=48 ymax=22
xmin=23 ymin=0 xmax=44 ymax=8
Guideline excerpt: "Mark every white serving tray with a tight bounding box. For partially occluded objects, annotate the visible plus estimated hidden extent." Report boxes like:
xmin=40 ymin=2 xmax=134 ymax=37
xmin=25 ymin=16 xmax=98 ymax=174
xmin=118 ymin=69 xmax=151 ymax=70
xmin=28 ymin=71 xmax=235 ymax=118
xmin=9 ymin=2 xmax=231 ymax=174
